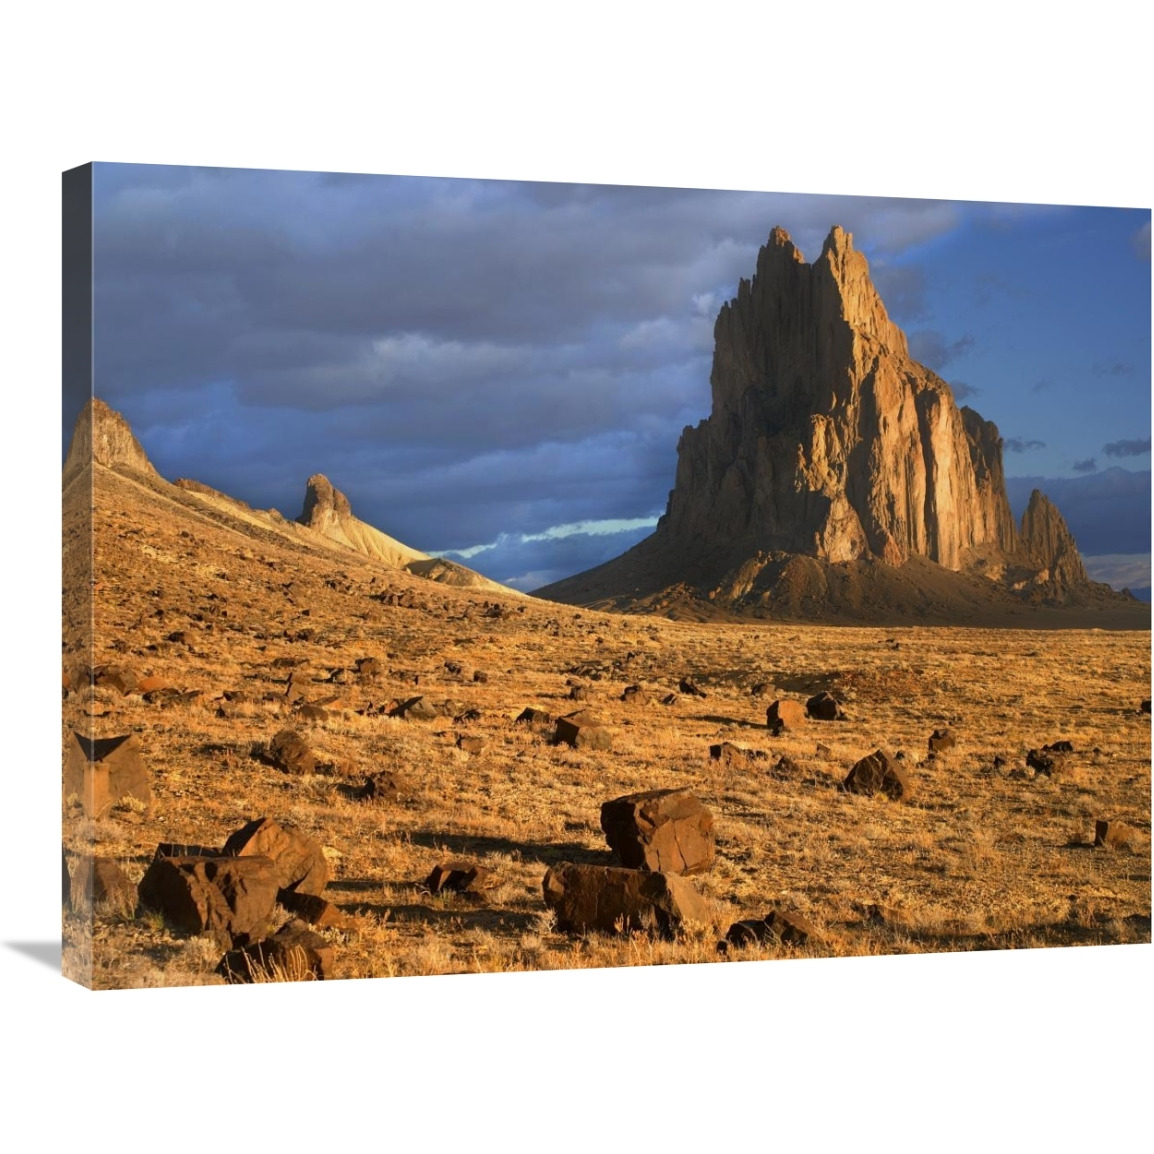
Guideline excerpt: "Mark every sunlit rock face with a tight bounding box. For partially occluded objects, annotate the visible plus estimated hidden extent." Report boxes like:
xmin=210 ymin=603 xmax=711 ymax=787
xmin=659 ymin=225 xmax=1018 ymax=571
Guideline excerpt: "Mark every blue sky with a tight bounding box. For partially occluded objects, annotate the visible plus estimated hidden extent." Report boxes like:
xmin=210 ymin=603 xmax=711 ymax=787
xmin=74 ymin=165 xmax=1151 ymax=594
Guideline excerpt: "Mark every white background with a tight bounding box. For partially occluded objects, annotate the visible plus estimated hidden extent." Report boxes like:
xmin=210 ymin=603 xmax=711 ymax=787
xmin=2 ymin=3 xmax=1149 ymax=1148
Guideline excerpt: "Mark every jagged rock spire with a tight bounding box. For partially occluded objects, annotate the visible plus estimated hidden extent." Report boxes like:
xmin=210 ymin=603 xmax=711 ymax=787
xmin=63 ymin=396 xmax=160 ymax=482
xmin=659 ymin=225 xmax=1018 ymax=571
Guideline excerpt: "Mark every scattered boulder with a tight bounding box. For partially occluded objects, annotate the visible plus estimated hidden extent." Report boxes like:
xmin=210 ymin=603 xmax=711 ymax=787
xmin=775 ymin=754 xmax=801 ymax=775
xmin=568 ymin=685 xmax=589 ymax=702
xmin=472 ymin=670 xmax=489 ymax=683
xmin=621 ymin=685 xmax=650 ymax=706
xmin=542 ymin=862 xmax=712 ymax=937
xmin=218 ymin=919 xmax=333 ymax=982
xmin=709 ymin=742 xmax=768 ymax=769
xmin=70 ymin=857 xmax=137 ymax=912
xmin=750 ymin=682 xmax=769 ymax=697
xmin=63 ymin=732 xmax=152 ymax=817
xmin=1094 ymin=820 xmax=1142 ymax=851
xmin=358 ymin=769 xmax=414 ymax=803
xmin=395 ymin=695 xmax=439 ymax=721
xmin=928 ymin=728 xmax=956 ymax=754
xmin=805 ymin=691 xmax=841 ymax=720
xmin=266 ymin=729 xmax=316 ymax=775
xmin=277 ymin=889 xmax=353 ymax=929
xmin=722 ymin=909 xmax=817 ymax=950
xmin=62 ymin=849 xmax=71 ymax=910
xmin=844 ymin=749 xmax=912 ymax=800
xmin=679 ymin=678 xmax=707 ymax=698
xmin=134 ymin=675 xmax=169 ymax=696
xmin=456 ymin=735 xmax=484 ymax=755
xmin=659 ymin=693 xmax=678 ymax=706
xmin=294 ymin=703 xmax=329 ymax=723
xmin=600 ymin=788 xmax=715 ymax=875
xmin=1026 ymin=742 xmax=1073 ymax=776
xmin=138 ymin=854 xmax=279 ymax=947
xmin=223 ymin=817 xmax=330 ymax=896
xmin=767 ymin=699 xmax=806 ymax=734
xmin=515 ymin=707 xmax=552 ymax=727
xmin=1141 ymin=699 xmax=1151 ymax=714
xmin=425 ymin=861 xmax=495 ymax=896
xmin=555 ymin=710 xmax=613 ymax=751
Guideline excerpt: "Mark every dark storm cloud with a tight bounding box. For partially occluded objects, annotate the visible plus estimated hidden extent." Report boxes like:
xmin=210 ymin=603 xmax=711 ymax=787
xmin=1003 ymin=437 xmax=1046 ymax=453
xmin=949 ymin=380 xmax=979 ymax=401
xmin=1092 ymin=360 xmax=1135 ymax=378
xmin=1072 ymin=458 xmax=1098 ymax=473
xmin=1103 ymin=438 xmax=1152 ymax=458
xmin=1005 ymin=468 xmax=1150 ymax=555
xmin=83 ymin=166 xmax=1066 ymax=583
xmin=907 ymin=330 xmax=975 ymax=372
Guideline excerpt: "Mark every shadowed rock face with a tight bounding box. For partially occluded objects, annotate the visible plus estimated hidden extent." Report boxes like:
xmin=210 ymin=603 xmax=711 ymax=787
xmin=1020 ymin=488 xmax=1089 ymax=596
xmin=661 ymin=226 xmax=1017 ymax=570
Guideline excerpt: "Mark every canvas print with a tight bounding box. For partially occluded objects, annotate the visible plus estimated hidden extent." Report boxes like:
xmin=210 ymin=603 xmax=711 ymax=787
xmin=62 ymin=163 xmax=1151 ymax=989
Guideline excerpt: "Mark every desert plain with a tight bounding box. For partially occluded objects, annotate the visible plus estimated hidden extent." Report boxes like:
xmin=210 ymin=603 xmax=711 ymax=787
xmin=62 ymin=456 xmax=1151 ymax=988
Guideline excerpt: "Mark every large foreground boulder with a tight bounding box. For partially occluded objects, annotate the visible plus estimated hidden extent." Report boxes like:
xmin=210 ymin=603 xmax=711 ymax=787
xmin=223 ymin=817 xmax=330 ymax=896
xmin=63 ymin=732 xmax=152 ymax=816
xmin=542 ymin=862 xmax=712 ymax=938
xmin=138 ymin=855 xmax=279 ymax=947
xmin=600 ymin=788 xmax=716 ymax=875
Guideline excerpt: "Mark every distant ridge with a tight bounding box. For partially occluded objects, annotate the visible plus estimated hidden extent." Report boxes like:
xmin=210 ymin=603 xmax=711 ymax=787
xmin=537 ymin=226 xmax=1145 ymax=626
xmin=63 ymin=397 xmax=522 ymax=598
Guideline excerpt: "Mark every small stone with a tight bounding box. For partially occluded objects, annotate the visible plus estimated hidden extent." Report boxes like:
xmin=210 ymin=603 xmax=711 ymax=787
xmin=555 ymin=710 xmax=613 ymax=750
xmin=266 ymin=729 xmax=316 ymax=775
xmin=679 ymin=678 xmax=707 ymax=698
xmin=425 ymin=861 xmax=495 ymax=896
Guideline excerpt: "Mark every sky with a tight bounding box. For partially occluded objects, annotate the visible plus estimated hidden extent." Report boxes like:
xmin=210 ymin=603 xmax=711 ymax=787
xmin=73 ymin=164 xmax=1152 ymax=595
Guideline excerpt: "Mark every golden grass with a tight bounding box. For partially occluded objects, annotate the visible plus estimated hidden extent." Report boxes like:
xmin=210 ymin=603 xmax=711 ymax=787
xmin=61 ymin=466 xmax=1151 ymax=988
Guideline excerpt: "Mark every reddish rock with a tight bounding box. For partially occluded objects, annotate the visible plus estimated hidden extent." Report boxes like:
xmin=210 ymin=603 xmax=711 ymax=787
xmin=806 ymin=691 xmax=841 ymax=720
xmin=358 ymin=770 xmax=414 ymax=803
xmin=1094 ymin=820 xmax=1141 ymax=851
xmin=267 ymin=729 xmax=316 ymax=775
xmin=135 ymin=675 xmax=169 ymax=695
xmin=63 ymin=732 xmax=152 ymax=817
xmin=515 ymin=706 xmax=552 ymax=726
xmin=223 ymin=817 xmax=330 ymax=896
xmin=542 ymin=862 xmax=712 ymax=937
xmin=709 ymin=742 xmax=768 ymax=769
xmin=767 ymin=699 xmax=806 ymax=734
xmin=775 ymin=754 xmax=802 ymax=774
xmin=555 ymin=710 xmax=613 ymax=751
xmin=138 ymin=855 xmax=279 ymax=947
xmin=723 ymin=909 xmax=817 ymax=949
xmin=218 ymin=919 xmax=333 ymax=982
xmin=425 ymin=861 xmax=495 ymax=896
xmin=600 ymin=788 xmax=715 ymax=875
xmin=277 ymin=889 xmax=353 ymax=929
xmin=455 ymin=735 xmax=484 ymax=755
xmin=396 ymin=695 xmax=438 ymax=721
xmin=844 ymin=750 xmax=911 ymax=800
xmin=679 ymin=678 xmax=707 ymax=698
xmin=621 ymin=685 xmax=651 ymax=706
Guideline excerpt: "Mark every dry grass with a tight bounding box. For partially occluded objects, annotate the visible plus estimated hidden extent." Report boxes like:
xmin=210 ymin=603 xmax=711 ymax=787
xmin=61 ymin=465 xmax=1151 ymax=988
